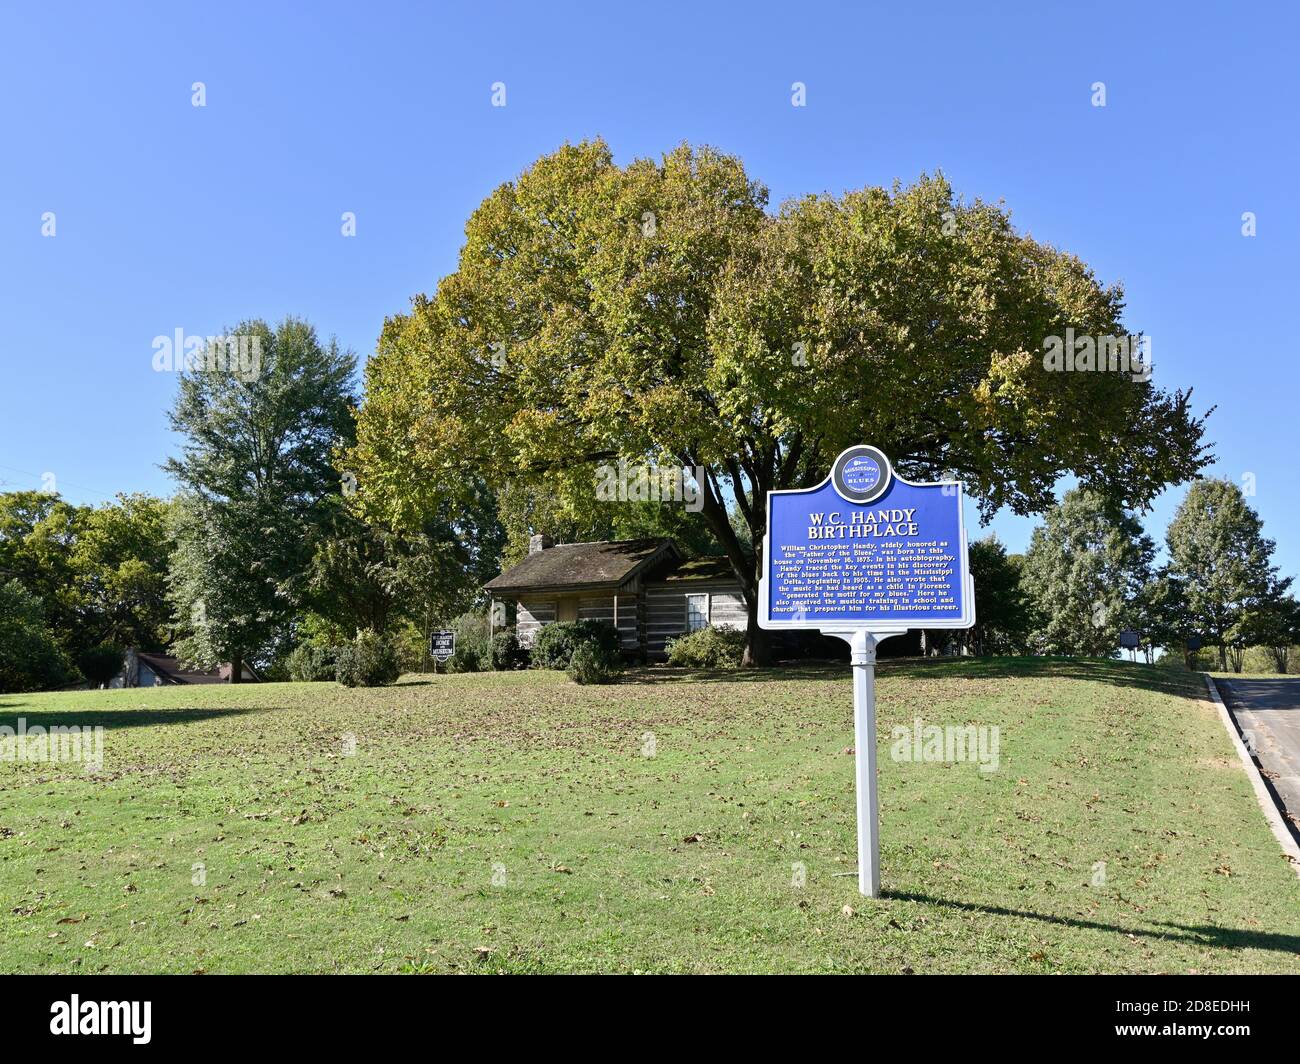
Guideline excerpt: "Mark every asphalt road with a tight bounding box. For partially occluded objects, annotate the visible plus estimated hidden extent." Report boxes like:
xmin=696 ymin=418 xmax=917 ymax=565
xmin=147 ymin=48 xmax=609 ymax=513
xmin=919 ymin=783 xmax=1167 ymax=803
xmin=1218 ymin=676 xmax=1300 ymax=835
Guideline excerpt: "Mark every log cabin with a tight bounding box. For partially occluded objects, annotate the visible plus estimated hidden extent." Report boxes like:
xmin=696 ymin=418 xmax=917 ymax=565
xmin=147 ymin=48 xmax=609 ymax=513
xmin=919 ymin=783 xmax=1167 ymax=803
xmin=483 ymin=535 xmax=751 ymax=662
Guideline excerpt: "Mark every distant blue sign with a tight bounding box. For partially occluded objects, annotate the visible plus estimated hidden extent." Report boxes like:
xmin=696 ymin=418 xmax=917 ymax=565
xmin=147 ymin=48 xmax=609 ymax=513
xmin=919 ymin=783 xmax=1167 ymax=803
xmin=759 ymin=446 xmax=974 ymax=632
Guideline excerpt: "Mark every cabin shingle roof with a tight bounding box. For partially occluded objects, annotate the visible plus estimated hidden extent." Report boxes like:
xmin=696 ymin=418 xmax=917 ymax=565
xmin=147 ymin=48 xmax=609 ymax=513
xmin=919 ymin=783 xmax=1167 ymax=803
xmin=650 ymin=555 xmax=750 ymax=582
xmin=484 ymin=538 xmax=677 ymax=594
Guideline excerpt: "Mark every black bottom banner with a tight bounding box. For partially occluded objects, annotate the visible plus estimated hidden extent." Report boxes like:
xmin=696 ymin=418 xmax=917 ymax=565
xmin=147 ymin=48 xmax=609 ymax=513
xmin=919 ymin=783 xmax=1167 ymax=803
xmin=1 ymin=973 xmax=1294 ymax=1050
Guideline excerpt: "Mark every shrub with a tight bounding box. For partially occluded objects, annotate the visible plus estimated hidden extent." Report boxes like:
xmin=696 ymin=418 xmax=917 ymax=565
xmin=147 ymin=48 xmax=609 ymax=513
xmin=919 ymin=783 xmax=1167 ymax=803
xmin=566 ymin=640 xmax=621 ymax=685
xmin=427 ymin=613 xmax=484 ymax=673
xmin=445 ymin=612 xmax=491 ymax=673
xmin=445 ymin=638 xmax=487 ymax=673
xmin=259 ymin=657 xmax=290 ymax=683
xmin=665 ymin=625 xmax=746 ymax=669
xmin=532 ymin=620 xmax=620 ymax=671
xmin=491 ymin=631 xmax=529 ymax=671
xmin=335 ymin=629 xmax=401 ymax=687
xmin=77 ymin=645 xmax=125 ymax=687
xmin=391 ymin=620 xmax=428 ymax=673
xmin=334 ymin=645 xmax=358 ymax=685
xmin=285 ymin=643 xmax=339 ymax=682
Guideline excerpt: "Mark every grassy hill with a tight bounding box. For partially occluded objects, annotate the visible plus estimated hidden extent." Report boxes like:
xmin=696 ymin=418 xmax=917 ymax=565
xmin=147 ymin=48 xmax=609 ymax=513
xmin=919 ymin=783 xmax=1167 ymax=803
xmin=1 ymin=658 xmax=1297 ymax=973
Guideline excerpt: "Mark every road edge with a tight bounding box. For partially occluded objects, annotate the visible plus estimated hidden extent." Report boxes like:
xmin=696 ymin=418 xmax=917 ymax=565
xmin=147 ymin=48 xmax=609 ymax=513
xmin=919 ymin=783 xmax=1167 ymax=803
xmin=1204 ymin=675 xmax=1300 ymax=880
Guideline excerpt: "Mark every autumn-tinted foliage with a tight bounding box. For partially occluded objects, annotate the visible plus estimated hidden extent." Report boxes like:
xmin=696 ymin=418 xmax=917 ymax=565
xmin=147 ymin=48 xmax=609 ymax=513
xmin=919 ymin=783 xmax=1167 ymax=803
xmin=349 ymin=140 xmax=1210 ymax=663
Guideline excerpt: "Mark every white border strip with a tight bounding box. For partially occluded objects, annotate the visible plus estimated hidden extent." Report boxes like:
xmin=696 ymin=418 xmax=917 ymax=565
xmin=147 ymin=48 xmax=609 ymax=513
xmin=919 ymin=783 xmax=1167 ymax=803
xmin=1204 ymin=675 xmax=1300 ymax=878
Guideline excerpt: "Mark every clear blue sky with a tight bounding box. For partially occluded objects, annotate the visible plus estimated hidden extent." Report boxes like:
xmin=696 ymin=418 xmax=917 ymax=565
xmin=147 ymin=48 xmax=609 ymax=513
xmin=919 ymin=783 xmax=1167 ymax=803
xmin=2 ymin=1 xmax=1296 ymax=581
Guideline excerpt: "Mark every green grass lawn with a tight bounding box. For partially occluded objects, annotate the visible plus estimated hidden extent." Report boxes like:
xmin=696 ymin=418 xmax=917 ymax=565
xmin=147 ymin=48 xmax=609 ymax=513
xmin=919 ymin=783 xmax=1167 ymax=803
xmin=1 ymin=657 xmax=1297 ymax=974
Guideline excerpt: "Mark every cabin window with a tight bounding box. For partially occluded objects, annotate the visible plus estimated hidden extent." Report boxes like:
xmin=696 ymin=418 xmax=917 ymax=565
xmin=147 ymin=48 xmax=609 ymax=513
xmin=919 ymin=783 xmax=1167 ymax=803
xmin=685 ymin=593 xmax=710 ymax=633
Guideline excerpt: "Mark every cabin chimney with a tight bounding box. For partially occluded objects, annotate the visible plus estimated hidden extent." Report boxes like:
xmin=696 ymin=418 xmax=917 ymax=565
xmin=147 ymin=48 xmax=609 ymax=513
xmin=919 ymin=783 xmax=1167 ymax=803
xmin=529 ymin=533 xmax=554 ymax=554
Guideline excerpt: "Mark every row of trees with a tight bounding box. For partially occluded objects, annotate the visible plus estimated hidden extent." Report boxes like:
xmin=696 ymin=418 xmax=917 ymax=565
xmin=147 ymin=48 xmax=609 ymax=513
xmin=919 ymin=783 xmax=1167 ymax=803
xmin=953 ymin=482 xmax=1297 ymax=671
xmin=0 ymin=320 xmax=509 ymax=692
xmin=7 ymin=466 xmax=1289 ymax=690
xmin=0 ymin=491 xmax=173 ymax=689
xmin=162 ymin=318 xmax=518 ymax=680
xmin=0 ymin=310 xmax=743 ymax=691
xmin=6 ymin=142 xmax=1290 ymax=685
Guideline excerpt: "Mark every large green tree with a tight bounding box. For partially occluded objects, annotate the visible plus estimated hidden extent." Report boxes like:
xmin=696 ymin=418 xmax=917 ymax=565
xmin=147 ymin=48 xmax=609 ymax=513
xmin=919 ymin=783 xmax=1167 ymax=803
xmin=166 ymin=318 xmax=356 ymax=676
xmin=306 ymin=480 xmax=506 ymax=647
xmin=0 ymin=491 xmax=81 ymax=645
xmin=0 ymin=490 xmax=174 ymax=662
xmin=1166 ymin=479 xmax=1291 ymax=671
xmin=69 ymin=493 xmax=174 ymax=650
xmin=1244 ymin=592 xmax=1300 ymax=673
xmin=1022 ymin=488 xmax=1155 ymax=657
xmin=349 ymin=140 xmax=1210 ymax=663
xmin=963 ymin=536 xmax=1032 ymax=655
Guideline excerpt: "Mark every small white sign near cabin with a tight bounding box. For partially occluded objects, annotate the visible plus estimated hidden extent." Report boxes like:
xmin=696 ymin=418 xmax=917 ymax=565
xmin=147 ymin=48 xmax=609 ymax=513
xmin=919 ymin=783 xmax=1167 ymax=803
xmin=430 ymin=630 xmax=455 ymax=663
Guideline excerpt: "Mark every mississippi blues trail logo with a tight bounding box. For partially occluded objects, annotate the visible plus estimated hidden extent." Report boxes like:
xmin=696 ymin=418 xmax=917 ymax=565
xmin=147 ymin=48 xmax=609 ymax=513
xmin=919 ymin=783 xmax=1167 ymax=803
xmin=833 ymin=445 xmax=890 ymax=504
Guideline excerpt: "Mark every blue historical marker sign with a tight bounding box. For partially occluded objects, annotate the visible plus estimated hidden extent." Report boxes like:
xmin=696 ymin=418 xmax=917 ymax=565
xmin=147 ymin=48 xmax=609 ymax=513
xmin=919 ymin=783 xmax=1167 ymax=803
xmin=757 ymin=445 xmax=974 ymax=899
xmin=759 ymin=445 xmax=974 ymax=633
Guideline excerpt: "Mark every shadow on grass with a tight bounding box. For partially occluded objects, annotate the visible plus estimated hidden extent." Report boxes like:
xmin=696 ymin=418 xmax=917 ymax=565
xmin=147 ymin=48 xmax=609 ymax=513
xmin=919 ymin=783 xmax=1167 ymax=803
xmin=890 ymin=890 xmax=1300 ymax=956
xmin=0 ymin=706 xmax=272 ymax=731
xmin=893 ymin=657 xmax=1204 ymax=697
xmin=621 ymin=664 xmax=844 ymax=685
xmin=619 ymin=657 xmax=1205 ymax=696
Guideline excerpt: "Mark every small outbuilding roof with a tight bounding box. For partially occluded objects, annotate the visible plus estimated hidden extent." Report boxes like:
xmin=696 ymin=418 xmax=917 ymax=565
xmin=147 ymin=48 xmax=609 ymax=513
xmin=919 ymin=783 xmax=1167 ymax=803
xmin=136 ymin=652 xmax=227 ymax=685
xmin=484 ymin=538 xmax=679 ymax=594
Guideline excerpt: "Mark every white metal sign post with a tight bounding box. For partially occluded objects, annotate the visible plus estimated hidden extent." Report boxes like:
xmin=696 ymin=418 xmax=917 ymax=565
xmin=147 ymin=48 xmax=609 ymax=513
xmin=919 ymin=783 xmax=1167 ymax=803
xmin=838 ymin=629 xmax=900 ymax=896
xmin=758 ymin=446 xmax=974 ymax=897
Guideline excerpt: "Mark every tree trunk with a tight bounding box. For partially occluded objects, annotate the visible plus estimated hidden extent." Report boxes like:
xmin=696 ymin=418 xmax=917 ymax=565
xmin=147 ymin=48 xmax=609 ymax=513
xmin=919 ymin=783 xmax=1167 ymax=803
xmin=682 ymin=445 xmax=791 ymax=668
xmin=742 ymin=596 xmax=772 ymax=667
xmin=688 ymin=463 xmax=768 ymax=667
xmin=230 ymin=653 xmax=243 ymax=684
xmin=1217 ymin=644 xmax=1227 ymax=671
